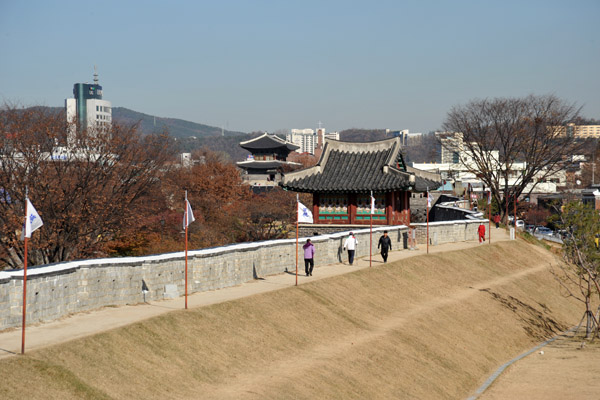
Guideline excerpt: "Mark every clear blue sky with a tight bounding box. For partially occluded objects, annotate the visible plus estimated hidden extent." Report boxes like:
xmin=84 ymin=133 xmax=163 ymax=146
xmin=1 ymin=0 xmax=598 ymax=134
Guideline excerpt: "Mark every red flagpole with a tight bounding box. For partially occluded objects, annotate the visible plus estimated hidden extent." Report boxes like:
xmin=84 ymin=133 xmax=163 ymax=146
xmin=488 ymin=193 xmax=491 ymax=244
xmin=370 ymin=192 xmax=373 ymax=267
xmin=426 ymin=189 xmax=430 ymax=254
xmin=21 ymin=200 xmax=28 ymax=354
xmin=505 ymin=194 xmax=509 ymax=227
xmin=184 ymin=195 xmax=188 ymax=310
xmin=514 ymin=195 xmax=517 ymax=231
xmin=369 ymin=216 xmax=372 ymax=267
xmin=295 ymin=221 xmax=298 ymax=286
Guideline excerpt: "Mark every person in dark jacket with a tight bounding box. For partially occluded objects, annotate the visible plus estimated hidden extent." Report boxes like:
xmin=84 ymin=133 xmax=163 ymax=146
xmin=303 ymin=238 xmax=315 ymax=276
xmin=378 ymin=230 xmax=392 ymax=263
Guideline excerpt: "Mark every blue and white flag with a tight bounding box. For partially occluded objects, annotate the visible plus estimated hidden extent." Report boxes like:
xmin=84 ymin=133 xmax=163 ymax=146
xmin=427 ymin=192 xmax=433 ymax=208
xmin=370 ymin=192 xmax=375 ymax=215
xmin=183 ymin=199 xmax=195 ymax=229
xmin=22 ymin=198 xmax=43 ymax=240
xmin=297 ymin=202 xmax=313 ymax=224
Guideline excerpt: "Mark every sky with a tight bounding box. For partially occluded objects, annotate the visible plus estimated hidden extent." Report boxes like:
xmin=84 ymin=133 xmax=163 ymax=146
xmin=1 ymin=0 xmax=599 ymax=134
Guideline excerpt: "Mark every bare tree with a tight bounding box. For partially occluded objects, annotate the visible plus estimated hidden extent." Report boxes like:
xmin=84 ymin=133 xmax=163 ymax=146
xmin=442 ymin=95 xmax=582 ymax=221
xmin=553 ymin=201 xmax=600 ymax=338
xmin=0 ymin=105 xmax=174 ymax=269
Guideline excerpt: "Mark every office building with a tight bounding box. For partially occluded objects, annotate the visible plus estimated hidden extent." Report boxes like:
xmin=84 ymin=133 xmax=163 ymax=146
xmin=65 ymin=68 xmax=112 ymax=143
xmin=287 ymin=128 xmax=316 ymax=154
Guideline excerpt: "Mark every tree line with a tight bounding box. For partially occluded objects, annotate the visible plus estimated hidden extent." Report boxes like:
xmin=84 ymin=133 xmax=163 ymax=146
xmin=0 ymin=105 xmax=301 ymax=270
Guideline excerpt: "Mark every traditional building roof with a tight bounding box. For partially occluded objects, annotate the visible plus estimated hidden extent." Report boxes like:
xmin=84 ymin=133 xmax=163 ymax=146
xmin=281 ymin=137 xmax=439 ymax=193
xmin=239 ymin=133 xmax=299 ymax=152
xmin=406 ymin=166 xmax=443 ymax=192
xmin=236 ymin=160 xmax=301 ymax=171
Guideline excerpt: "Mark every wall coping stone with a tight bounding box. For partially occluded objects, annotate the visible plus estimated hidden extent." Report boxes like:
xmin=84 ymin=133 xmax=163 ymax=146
xmin=411 ymin=219 xmax=488 ymax=227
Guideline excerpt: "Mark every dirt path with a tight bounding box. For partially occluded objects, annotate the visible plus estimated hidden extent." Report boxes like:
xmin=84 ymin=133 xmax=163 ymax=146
xmin=0 ymin=227 xmax=511 ymax=359
xmin=478 ymin=333 xmax=600 ymax=400
xmin=206 ymin=262 xmax=548 ymax=399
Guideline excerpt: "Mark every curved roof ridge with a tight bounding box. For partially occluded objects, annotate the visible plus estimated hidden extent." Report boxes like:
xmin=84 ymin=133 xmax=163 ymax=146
xmin=323 ymin=136 xmax=401 ymax=153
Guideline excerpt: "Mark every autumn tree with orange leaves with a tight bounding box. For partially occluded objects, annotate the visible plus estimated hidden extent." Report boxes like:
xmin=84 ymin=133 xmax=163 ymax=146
xmin=0 ymin=105 xmax=174 ymax=269
xmin=0 ymin=104 xmax=303 ymax=270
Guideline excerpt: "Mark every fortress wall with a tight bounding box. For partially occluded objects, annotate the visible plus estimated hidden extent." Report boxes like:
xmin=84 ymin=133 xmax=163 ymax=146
xmin=411 ymin=219 xmax=486 ymax=245
xmin=0 ymin=221 xmax=483 ymax=330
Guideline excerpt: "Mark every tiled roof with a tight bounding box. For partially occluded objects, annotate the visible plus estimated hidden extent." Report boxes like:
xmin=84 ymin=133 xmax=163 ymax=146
xmin=413 ymin=175 xmax=441 ymax=192
xmin=239 ymin=133 xmax=299 ymax=152
xmin=281 ymin=137 xmax=422 ymax=193
xmin=236 ymin=160 xmax=301 ymax=170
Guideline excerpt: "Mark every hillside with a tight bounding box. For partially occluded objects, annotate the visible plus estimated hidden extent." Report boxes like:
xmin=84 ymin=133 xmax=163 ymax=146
xmin=0 ymin=240 xmax=583 ymax=399
xmin=111 ymin=107 xmax=246 ymax=139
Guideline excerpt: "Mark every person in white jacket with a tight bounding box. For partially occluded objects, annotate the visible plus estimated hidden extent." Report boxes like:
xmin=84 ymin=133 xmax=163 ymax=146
xmin=343 ymin=232 xmax=358 ymax=265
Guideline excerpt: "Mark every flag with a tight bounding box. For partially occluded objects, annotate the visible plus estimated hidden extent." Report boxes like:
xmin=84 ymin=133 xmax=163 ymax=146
xmin=487 ymin=191 xmax=492 ymax=205
xmin=23 ymin=198 xmax=43 ymax=240
xmin=370 ymin=192 xmax=375 ymax=215
xmin=427 ymin=192 xmax=433 ymax=208
xmin=183 ymin=199 xmax=195 ymax=229
xmin=297 ymin=202 xmax=313 ymax=224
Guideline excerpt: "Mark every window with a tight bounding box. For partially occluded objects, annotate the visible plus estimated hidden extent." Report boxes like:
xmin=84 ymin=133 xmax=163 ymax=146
xmin=452 ymin=152 xmax=459 ymax=163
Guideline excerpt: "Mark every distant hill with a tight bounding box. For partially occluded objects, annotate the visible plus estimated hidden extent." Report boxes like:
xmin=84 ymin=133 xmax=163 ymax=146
xmin=112 ymin=107 xmax=245 ymax=139
xmin=27 ymin=106 xmax=253 ymax=162
xmin=339 ymin=128 xmax=387 ymax=142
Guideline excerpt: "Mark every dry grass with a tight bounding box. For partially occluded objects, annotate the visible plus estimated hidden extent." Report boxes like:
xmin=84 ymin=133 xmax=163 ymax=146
xmin=0 ymin=241 xmax=581 ymax=399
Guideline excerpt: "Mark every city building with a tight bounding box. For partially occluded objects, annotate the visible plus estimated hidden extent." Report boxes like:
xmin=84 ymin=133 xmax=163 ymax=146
xmin=65 ymin=67 xmax=112 ymax=143
xmin=557 ymin=123 xmax=600 ymax=139
xmin=415 ymin=131 xmax=569 ymax=201
xmin=286 ymin=128 xmax=316 ymax=154
xmin=386 ymin=129 xmax=423 ymax=146
xmin=286 ymin=126 xmax=340 ymax=155
xmin=237 ymin=133 xmax=301 ymax=188
xmin=436 ymin=132 xmax=463 ymax=164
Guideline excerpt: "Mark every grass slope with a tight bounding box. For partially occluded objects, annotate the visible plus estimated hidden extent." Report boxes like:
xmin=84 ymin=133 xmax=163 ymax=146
xmin=0 ymin=241 xmax=580 ymax=399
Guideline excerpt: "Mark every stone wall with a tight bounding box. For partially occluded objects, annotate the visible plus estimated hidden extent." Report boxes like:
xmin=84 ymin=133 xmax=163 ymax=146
xmin=410 ymin=219 xmax=486 ymax=245
xmin=0 ymin=220 xmax=484 ymax=331
xmin=0 ymin=226 xmax=407 ymax=331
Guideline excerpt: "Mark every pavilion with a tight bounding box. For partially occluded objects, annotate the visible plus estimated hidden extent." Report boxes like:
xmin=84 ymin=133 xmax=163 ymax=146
xmin=237 ymin=133 xmax=301 ymax=187
xmin=280 ymin=137 xmax=439 ymax=226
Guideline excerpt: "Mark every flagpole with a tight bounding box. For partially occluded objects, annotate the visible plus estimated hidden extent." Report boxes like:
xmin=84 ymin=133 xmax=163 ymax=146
xmin=184 ymin=191 xmax=188 ymax=310
xmin=295 ymin=195 xmax=299 ymax=286
xmin=369 ymin=191 xmax=373 ymax=267
xmin=514 ymin=195 xmax=517 ymax=231
xmin=505 ymin=194 xmax=509 ymax=227
xmin=21 ymin=191 xmax=28 ymax=355
xmin=426 ymin=187 xmax=430 ymax=255
xmin=488 ymin=191 xmax=491 ymax=244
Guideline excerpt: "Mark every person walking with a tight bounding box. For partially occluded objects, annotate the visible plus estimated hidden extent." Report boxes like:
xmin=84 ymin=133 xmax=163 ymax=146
xmin=494 ymin=214 xmax=500 ymax=229
xmin=378 ymin=230 xmax=392 ymax=263
xmin=343 ymin=232 xmax=358 ymax=265
xmin=478 ymin=222 xmax=486 ymax=244
xmin=303 ymin=239 xmax=315 ymax=276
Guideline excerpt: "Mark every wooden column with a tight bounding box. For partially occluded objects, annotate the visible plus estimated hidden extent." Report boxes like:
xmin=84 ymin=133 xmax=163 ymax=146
xmin=312 ymin=193 xmax=319 ymax=223
xmin=405 ymin=191 xmax=411 ymax=224
xmin=349 ymin=193 xmax=356 ymax=224
xmin=386 ymin=192 xmax=393 ymax=225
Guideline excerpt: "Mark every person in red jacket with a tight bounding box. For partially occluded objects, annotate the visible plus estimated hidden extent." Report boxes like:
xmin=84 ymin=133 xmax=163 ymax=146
xmin=478 ymin=223 xmax=486 ymax=244
xmin=493 ymin=214 xmax=501 ymax=229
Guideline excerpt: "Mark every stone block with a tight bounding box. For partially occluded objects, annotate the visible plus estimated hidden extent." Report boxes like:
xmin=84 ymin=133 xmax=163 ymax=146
xmin=163 ymin=284 xmax=179 ymax=299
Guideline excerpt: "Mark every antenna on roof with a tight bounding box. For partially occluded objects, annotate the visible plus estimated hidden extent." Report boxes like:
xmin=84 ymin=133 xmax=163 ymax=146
xmin=93 ymin=65 xmax=99 ymax=85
